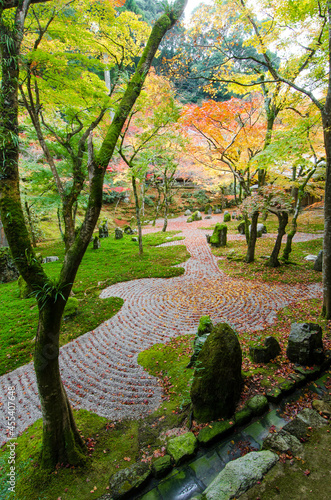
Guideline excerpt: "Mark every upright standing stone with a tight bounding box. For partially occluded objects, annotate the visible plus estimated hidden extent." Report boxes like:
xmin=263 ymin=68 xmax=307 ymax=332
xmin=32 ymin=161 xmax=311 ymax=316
xmin=115 ymin=227 xmax=123 ymax=240
xmin=0 ymin=217 xmax=9 ymax=247
xmin=286 ymin=323 xmax=323 ymax=365
xmin=99 ymin=219 xmax=109 ymax=238
xmin=210 ymin=223 xmax=227 ymax=247
xmin=190 ymin=323 xmax=242 ymax=422
xmin=314 ymin=250 xmax=323 ymax=271
xmin=93 ymin=236 xmax=101 ymax=249
xmin=0 ymin=249 xmax=19 ymax=283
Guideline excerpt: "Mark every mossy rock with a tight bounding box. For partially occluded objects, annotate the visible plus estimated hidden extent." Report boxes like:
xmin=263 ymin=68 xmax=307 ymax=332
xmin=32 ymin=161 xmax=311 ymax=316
xmin=152 ymin=455 xmax=172 ymax=478
xmin=210 ymin=223 xmax=227 ymax=248
xmin=63 ymin=297 xmax=79 ymax=319
xmin=234 ymin=406 xmax=253 ymax=426
xmin=279 ymin=380 xmax=296 ymax=395
xmin=247 ymin=394 xmax=269 ymax=416
xmin=197 ymin=316 xmax=213 ymax=337
xmin=190 ymin=323 xmax=242 ymax=423
xmin=223 ymin=213 xmax=231 ymax=222
xmin=166 ymin=432 xmax=198 ymax=465
xmin=109 ymin=461 xmax=151 ymax=499
xmin=265 ymin=387 xmax=282 ymax=403
xmin=18 ymin=275 xmax=32 ymax=299
xmin=197 ymin=419 xmax=235 ymax=446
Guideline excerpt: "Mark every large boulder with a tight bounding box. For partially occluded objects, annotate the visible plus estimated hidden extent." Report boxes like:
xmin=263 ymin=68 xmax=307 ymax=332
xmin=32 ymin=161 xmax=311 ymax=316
xmin=286 ymin=323 xmax=323 ymax=365
xmin=210 ymin=223 xmax=227 ymax=247
xmin=0 ymin=248 xmax=19 ymax=284
xmin=203 ymin=450 xmax=278 ymax=500
xmin=190 ymin=323 xmax=242 ymax=422
xmin=237 ymin=221 xmax=248 ymax=235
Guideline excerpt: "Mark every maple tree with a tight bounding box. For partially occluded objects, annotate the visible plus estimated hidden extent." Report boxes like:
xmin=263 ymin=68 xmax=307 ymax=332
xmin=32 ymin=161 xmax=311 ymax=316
xmin=117 ymin=70 xmax=181 ymax=251
xmin=0 ymin=0 xmax=188 ymax=468
xmin=180 ymin=94 xmax=266 ymax=202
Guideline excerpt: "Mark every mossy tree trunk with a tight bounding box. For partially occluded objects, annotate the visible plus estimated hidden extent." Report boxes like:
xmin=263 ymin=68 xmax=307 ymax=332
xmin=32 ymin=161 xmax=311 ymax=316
xmin=282 ymin=168 xmax=316 ymax=262
xmin=131 ymin=175 xmax=143 ymax=254
xmin=0 ymin=0 xmax=187 ymax=469
xmin=266 ymin=211 xmax=289 ymax=268
xmin=245 ymin=210 xmax=259 ymax=263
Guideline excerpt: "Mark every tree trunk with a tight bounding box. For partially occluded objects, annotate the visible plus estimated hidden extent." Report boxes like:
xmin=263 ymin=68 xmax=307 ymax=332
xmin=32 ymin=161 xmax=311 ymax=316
xmin=245 ymin=210 xmax=259 ymax=263
xmin=322 ymin=108 xmax=331 ymax=318
xmin=25 ymin=201 xmax=37 ymax=247
xmin=162 ymin=195 xmax=168 ymax=232
xmin=34 ymin=301 xmax=86 ymax=468
xmin=266 ymin=211 xmax=288 ymax=268
xmin=132 ymin=175 xmax=143 ymax=254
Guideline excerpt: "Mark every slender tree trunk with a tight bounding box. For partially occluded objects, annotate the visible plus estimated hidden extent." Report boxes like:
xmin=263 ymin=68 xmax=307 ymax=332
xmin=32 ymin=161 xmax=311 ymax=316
xmin=132 ymin=175 xmax=143 ymax=254
xmin=57 ymin=208 xmax=64 ymax=240
xmin=152 ymin=187 xmax=162 ymax=226
xmin=34 ymin=300 xmax=86 ymax=468
xmin=245 ymin=210 xmax=259 ymax=263
xmin=162 ymin=195 xmax=168 ymax=232
xmin=322 ymin=110 xmax=331 ymax=317
xmin=266 ymin=212 xmax=288 ymax=267
xmin=25 ymin=201 xmax=37 ymax=247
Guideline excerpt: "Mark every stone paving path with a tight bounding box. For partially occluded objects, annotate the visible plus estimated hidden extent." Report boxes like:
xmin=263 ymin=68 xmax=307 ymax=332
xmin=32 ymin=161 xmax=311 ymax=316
xmin=0 ymin=215 xmax=323 ymax=444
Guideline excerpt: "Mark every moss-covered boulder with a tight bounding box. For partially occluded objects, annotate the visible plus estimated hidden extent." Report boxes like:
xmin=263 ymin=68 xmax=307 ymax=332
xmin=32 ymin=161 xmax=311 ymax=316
xmin=0 ymin=248 xmax=19 ymax=284
xmin=205 ymin=203 xmax=213 ymax=214
xmin=166 ymin=432 xmax=198 ymax=465
xmin=192 ymin=211 xmax=202 ymax=221
xmin=152 ymin=455 xmax=172 ymax=478
xmin=210 ymin=223 xmax=227 ymax=248
xmin=223 ymin=212 xmax=231 ymax=222
xmin=246 ymin=394 xmax=269 ymax=416
xmin=190 ymin=323 xmax=242 ymax=422
xmin=108 ymin=461 xmax=151 ymax=499
xmin=197 ymin=316 xmax=213 ymax=337
xmin=234 ymin=407 xmax=253 ymax=426
xmin=18 ymin=275 xmax=32 ymax=299
xmin=197 ymin=419 xmax=235 ymax=446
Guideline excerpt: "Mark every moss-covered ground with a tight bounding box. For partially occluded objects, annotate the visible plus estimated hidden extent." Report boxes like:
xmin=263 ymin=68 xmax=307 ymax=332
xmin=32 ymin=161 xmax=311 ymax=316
xmin=0 ymin=231 xmax=189 ymax=377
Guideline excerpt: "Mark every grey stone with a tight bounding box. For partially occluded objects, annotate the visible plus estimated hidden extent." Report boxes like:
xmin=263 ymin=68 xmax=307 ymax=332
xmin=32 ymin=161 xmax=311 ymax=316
xmin=99 ymin=219 xmax=109 ymax=238
xmin=282 ymin=417 xmax=311 ymax=440
xmin=203 ymin=450 xmax=278 ymax=500
xmin=286 ymin=322 xmax=324 ymax=365
xmin=115 ymin=227 xmax=123 ymax=240
xmin=93 ymin=236 xmax=101 ymax=249
xmin=190 ymin=323 xmax=242 ymax=422
xmin=214 ymin=208 xmax=222 ymax=214
xmin=312 ymin=399 xmax=331 ymax=416
xmin=205 ymin=215 xmax=212 ymax=219
xmin=249 ymin=336 xmax=281 ymax=364
xmin=109 ymin=461 xmax=151 ymax=499
xmin=166 ymin=432 xmax=198 ymax=465
xmin=296 ymin=408 xmax=328 ymax=428
xmin=304 ymin=254 xmax=317 ymax=261
xmin=206 ymin=234 xmax=211 ymax=243
xmin=132 ymin=237 xmax=138 ymax=242
xmin=249 ymin=223 xmax=267 ymax=237
xmin=314 ymin=250 xmax=323 ymax=271
xmin=184 ymin=209 xmax=192 ymax=216
xmin=43 ymin=256 xmax=59 ymax=263
xmin=191 ymin=211 xmax=202 ymax=221
xmin=0 ymin=248 xmax=19 ymax=283
xmin=262 ymin=429 xmax=304 ymax=456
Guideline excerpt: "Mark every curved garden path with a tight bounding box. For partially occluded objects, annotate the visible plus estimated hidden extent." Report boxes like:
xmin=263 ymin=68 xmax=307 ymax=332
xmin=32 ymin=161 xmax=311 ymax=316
xmin=0 ymin=215 xmax=323 ymax=444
